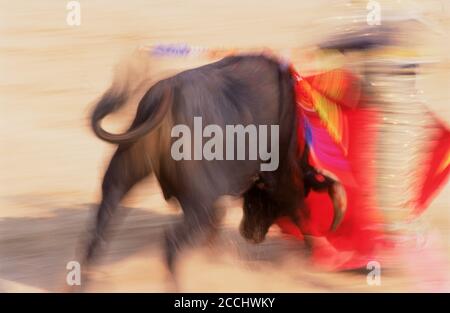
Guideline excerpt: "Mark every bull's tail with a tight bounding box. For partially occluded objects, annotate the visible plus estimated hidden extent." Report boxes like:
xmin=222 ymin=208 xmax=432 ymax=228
xmin=91 ymin=77 xmax=172 ymax=145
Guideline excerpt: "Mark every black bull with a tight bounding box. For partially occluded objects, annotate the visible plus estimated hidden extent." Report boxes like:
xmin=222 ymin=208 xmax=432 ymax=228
xmin=85 ymin=55 xmax=344 ymax=273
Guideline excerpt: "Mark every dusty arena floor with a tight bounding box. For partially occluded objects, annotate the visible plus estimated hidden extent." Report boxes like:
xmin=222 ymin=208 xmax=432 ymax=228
xmin=0 ymin=0 xmax=449 ymax=292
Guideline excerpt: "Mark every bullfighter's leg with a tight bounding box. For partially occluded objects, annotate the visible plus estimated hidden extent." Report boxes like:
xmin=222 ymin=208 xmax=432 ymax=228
xmin=164 ymin=197 xmax=223 ymax=275
xmin=83 ymin=142 xmax=152 ymax=265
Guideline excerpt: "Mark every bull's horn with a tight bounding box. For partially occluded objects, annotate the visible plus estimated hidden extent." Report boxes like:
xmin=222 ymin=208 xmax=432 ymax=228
xmin=329 ymin=181 xmax=347 ymax=231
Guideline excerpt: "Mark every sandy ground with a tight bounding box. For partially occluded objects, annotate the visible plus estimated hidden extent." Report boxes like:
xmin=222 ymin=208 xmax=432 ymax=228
xmin=0 ymin=0 xmax=449 ymax=292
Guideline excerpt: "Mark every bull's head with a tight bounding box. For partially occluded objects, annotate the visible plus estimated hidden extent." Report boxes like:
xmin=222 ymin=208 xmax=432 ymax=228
xmin=240 ymin=170 xmax=347 ymax=243
xmin=240 ymin=183 xmax=295 ymax=243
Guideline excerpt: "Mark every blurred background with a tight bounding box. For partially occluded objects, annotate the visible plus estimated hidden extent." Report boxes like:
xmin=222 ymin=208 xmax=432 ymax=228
xmin=0 ymin=0 xmax=449 ymax=292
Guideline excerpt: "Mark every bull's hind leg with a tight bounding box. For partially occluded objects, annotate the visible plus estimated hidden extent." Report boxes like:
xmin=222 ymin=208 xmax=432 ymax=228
xmin=164 ymin=197 xmax=223 ymax=276
xmin=83 ymin=143 xmax=152 ymax=266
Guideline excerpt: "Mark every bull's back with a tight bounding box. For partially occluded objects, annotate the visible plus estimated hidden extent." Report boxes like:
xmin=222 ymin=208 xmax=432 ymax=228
xmin=173 ymin=55 xmax=284 ymax=128
xmin=141 ymin=55 xmax=297 ymax=199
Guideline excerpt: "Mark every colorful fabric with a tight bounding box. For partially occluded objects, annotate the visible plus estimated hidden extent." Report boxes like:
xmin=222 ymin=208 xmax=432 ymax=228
xmin=277 ymin=66 xmax=449 ymax=270
xmin=277 ymin=67 xmax=384 ymax=270
xmin=413 ymin=115 xmax=450 ymax=214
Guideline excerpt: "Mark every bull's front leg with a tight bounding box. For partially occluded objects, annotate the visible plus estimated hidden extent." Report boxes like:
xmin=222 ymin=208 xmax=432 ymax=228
xmin=163 ymin=196 xmax=224 ymax=277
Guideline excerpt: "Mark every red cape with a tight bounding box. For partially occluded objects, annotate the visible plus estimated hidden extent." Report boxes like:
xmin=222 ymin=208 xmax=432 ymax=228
xmin=276 ymin=68 xmax=449 ymax=270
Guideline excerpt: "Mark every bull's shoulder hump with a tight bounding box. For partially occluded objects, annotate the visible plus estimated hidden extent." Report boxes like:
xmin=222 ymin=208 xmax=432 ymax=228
xmin=175 ymin=54 xmax=278 ymax=80
xmin=173 ymin=55 xmax=240 ymax=79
